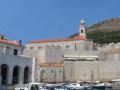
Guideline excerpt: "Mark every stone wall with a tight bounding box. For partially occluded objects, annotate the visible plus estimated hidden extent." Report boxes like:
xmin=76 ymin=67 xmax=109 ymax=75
xmin=39 ymin=66 xmax=63 ymax=83
xmin=64 ymin=59 xmax=120 ymax=82
xmin=45 ymin=46 xmax=63 ymax=63
xmin=24 ymin=40 xmax=96 ymax=63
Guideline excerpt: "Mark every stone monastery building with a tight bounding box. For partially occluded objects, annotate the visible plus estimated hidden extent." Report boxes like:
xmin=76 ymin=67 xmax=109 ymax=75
xmin=1 ymin=19 xmax=120 ymax=86
xmin=23 ymin=20 xmax=120 ymax=83
xmin=24 ymin=20 xmax=98 ymax=64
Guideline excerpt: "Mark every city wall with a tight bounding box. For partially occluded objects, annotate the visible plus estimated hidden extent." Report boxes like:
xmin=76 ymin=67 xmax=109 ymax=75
xmin=64 ymin=60 xmax=120 ymax=82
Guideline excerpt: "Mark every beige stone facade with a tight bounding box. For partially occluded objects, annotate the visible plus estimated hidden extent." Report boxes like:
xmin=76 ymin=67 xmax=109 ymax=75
xmin=39 ymin=64 xmax=63 ymax=83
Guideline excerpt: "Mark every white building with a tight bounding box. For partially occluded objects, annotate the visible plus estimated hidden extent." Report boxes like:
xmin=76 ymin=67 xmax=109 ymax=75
xmin=0 ymin=35 xmax=33 ymax=85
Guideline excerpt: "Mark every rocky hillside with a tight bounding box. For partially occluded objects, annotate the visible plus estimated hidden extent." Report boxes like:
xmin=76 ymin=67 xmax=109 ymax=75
xmin=71 ymin=18 xmax=120 ymax=44
xmin=87 ymin=18 xmax=120 ymax=32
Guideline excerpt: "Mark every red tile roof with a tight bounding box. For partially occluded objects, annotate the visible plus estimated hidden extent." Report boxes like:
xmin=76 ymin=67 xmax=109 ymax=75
xmin=0 ymin=39 xmax=19 ymax=46
xmin=29 ymin=35 xmax=85 ymax=43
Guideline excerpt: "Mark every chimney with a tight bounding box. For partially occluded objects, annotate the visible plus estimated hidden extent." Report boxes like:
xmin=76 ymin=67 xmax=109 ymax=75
xmin=0 ymin=35 xmax=5 ymax=39
xmin=19 ymin=40 xmax=22 ymax=46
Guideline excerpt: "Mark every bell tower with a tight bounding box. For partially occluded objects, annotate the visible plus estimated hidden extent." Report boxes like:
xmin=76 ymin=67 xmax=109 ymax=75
xmin=79 ymin=19 xmax=86 ymax=39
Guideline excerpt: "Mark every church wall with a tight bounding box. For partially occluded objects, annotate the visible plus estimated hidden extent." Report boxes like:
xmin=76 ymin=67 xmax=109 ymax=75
xmin=24 ymin=40 xmax=95 ymax=63
xmin=25 ymin=40 xmax=94 ymax=52
xmin=23 ymin=45 xmax=63 ymax=63
xmin=45 ymin=46 xmax=63 ymax=63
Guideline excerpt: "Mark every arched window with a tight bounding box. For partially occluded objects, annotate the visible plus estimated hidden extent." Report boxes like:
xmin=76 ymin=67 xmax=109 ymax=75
xmin=1 ymin=64 xmax=8 ymax=85
xmin=30 ymin=47 xmax=34 ymax=49
xmin=38 ymin=47 xmax=42 ymax=50
xmin=42 ymin=70 xmax=45 ymax=73
xmin=59 ymin=70 xmax=61 ymax=74
xmin=12 ymin=66 xmax=20 ymax=84
xmin=23 ymin=66 xmax=30 ymax=84
xmin=66 ymin=45 xmax=70 ymax=50
xmin=81 ymin=29 xmax=83 ymax=33
xmin=13 ymin=49 xmax=18 ymax=55
xmin=57 ymin=46 xmax=60 ymax=47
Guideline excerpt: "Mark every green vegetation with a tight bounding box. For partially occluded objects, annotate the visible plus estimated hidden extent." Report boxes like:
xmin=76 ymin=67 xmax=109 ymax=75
xmin=87 ymin=30 xmax=120 ymax=44
xmin=70 ymin=18 xmax=120 ymax=44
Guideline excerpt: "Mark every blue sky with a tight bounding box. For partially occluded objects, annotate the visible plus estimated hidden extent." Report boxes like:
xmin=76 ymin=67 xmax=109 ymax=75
xmin=0 ymin=0 xmax=120 ymax=44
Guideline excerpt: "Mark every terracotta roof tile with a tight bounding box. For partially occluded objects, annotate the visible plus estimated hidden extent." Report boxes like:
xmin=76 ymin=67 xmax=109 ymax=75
xmin=29 ymin=35 xmax=85 ymax=43
xmin=0 ymin=39 xmax=19 ymax=46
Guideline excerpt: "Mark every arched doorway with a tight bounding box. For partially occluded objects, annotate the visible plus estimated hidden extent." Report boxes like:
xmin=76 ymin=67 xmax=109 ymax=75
xmin=12 ymin=66 xmax=20 ymax=84
xmin=23 ymin=66 xmax=30 ymax=84
xmin=1 ymin=64 xmax=8 ymax=85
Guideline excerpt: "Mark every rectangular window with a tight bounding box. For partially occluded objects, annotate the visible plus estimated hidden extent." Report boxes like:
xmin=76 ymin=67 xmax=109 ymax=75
xmin=6 ymin=47 xmax=10 ymax=54
xmin=66 ymin=45 xmax=69 ymax=50
xmin=14 ymin=49 xmax=18 ymax=55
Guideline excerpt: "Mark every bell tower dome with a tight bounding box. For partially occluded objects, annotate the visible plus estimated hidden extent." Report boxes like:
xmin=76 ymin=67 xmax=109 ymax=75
xmin=79 ymin=19 xmax=86 ymax=39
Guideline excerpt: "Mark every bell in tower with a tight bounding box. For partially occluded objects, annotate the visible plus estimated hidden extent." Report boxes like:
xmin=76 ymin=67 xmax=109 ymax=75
xmin=79 ymin=19 xmax=86 ymax=39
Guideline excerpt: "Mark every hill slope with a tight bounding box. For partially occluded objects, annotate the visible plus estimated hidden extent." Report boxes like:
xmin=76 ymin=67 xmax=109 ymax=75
xmin=87 ymin=18 xmax=120 ymax=32
xmin=71 ymin=18 xmax=120 ymax=44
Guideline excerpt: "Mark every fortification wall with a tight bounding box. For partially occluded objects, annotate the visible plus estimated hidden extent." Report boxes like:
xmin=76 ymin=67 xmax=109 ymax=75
xmin=64 ymin=60 xmax=120 ymax=82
